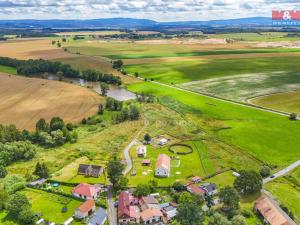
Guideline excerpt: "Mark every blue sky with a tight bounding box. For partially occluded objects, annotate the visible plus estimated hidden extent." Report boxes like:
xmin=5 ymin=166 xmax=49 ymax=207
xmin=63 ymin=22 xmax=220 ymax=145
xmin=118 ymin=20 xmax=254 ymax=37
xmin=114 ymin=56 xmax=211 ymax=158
xmin=0 ymin=0 xmax=300 ymax=21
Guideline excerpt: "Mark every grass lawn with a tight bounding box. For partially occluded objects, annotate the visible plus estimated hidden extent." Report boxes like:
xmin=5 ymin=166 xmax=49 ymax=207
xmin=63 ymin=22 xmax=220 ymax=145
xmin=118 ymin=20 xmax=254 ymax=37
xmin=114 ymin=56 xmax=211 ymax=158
xmin=128 ymin=82 xmax=300 ymax=167
xmin=128 ymin=140 xmax=206 ymax=186
xmin=204 ymin=170 xmax=236 ymax=188
xmin=251 ymin=91 xmax=300 ymax=114
xmin=21 ymin=188 xmax=83 ymax=224
xmin=0 ymin=65 xmax=17 ymax=74
xmin=52 ymin=157 xmax=107 ymax=184
xmin=125 ymin=56 xmax=300 ymax=84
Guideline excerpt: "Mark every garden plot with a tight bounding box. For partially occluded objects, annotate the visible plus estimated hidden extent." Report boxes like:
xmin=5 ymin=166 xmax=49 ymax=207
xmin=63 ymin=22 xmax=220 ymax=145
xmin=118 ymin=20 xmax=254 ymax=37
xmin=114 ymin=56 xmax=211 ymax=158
xmin=179 ymin=71 xmax=300 ymax=102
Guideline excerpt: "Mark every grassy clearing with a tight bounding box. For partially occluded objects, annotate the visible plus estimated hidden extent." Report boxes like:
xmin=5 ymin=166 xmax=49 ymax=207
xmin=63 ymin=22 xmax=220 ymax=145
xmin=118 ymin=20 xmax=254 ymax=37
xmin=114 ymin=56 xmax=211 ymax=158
xmin=128 ymin=82 xmax=300 ymax=167
xmin=21 ymin=188 xmax=82 ymax=224
xmin=209 ymin=32 xmax=300 ymax=42
xmin=7 ymin=111 xmax=144 ymax=177
xmin=0 ymin=65 xmax=17 ymax=74
xmin=128 ymin=141 xmax=205 ymax=186
xmin=52 ymin=157 xmax=107 ymax=184
xmin=125 ymin=56 xmax=300 ymax=84
xmin=250 ymin=91 xmax=300 ymax=114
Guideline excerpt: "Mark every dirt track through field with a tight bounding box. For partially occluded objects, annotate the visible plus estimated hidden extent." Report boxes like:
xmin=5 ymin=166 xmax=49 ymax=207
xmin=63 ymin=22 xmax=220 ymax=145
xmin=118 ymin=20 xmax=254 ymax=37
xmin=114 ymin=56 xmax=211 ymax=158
xmin=0 ymin=73 xmax=102 ymax=130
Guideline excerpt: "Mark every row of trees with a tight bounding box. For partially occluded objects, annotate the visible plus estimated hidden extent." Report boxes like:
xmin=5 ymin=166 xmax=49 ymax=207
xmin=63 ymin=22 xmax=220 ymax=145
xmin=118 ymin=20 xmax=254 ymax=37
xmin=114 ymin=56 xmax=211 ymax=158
xmin=0 ymin=57 xmax=122 ymax=86
xmin=0 ymin=57 xmax=79 ymax=78
xmin=83 ymin=69 xmax=122 ymax=85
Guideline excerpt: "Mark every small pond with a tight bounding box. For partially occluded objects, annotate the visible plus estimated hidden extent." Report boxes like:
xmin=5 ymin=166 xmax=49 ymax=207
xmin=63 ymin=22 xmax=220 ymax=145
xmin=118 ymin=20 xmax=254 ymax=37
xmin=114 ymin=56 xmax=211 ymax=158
xmin=46 ymin=74 xmax=136 ymax=101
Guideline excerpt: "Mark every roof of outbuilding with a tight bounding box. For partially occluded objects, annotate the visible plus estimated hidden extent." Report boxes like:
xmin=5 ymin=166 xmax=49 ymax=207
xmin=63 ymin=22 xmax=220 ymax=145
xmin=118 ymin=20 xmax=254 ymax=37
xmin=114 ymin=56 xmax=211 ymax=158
xmin=78 ymin=200 xmax=95 ymax=213
xmin=140 ymin=208 xmax=162 ymax=221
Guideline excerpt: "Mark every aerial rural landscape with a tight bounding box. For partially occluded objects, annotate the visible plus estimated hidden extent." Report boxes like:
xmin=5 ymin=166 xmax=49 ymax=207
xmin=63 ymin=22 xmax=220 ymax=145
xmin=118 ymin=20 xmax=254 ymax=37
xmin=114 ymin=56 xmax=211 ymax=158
xmin=0 ymin=1 xmax=300 ymax=225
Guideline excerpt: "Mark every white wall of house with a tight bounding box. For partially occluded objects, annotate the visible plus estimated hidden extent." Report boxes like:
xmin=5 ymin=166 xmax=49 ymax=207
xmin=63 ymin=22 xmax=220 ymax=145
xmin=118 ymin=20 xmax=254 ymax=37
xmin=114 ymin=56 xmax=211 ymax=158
xmin=72 ymin=192 xmax=98 ymax=200
xmin=143 ymin=216 xmax=162 ymax=225
xmin=155 ymin=167 xmax=169 ymax=177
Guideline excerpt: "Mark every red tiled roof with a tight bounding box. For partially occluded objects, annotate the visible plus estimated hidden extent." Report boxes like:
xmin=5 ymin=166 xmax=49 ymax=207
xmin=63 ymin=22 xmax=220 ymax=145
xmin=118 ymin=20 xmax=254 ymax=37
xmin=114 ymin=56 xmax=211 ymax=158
xmin=187 ymin=183 xmax=205 ymax=195
xmin=140 ymin=196 xmax=158 ymax=205
xmin=78 ymin=200 xmax=95 ymax=213
xmin=140 ymin=208 xmax=162 ymax=221
xmin=118 ymin=191 xmax=139 ymax=219
xmin=255 ymin=196 xmax=294 ymax=225
xmin=155 ymin=154 xmax=170 ymax=170
xmin=73 ymin=183 xmax=100 ymax=197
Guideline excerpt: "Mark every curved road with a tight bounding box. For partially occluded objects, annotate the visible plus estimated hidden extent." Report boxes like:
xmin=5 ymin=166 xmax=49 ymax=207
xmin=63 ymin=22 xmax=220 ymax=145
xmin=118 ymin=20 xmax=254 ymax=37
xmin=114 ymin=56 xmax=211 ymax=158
xmin=263 ymin=160 xmax=300 ymax=184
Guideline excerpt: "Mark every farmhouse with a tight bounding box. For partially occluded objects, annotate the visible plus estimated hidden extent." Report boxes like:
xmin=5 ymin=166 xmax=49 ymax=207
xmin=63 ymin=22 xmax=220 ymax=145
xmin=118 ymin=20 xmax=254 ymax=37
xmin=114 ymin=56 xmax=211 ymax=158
xmin=140 ymin=208 xmax=164 ymax=225
xmin=186 ymin=183 xmax=205 ymax=196
xmin=78 ymin=164 xmax=103 ymax=177
xmin=155 ymin=154 xmax=171 ymax=177
xmin=74 ymin=200 xmax=96 ymax=219
xmin=191 ymin=176 xmax=201 ymax=183
xmin=200 ymin=183 xmax=218 ymax=196
xmin=72 ymin=183 xmax=102 ymax=200
xmin=254 ymin=195 xmax=296 ymax=225
xmin=118 ymin=191 xmax=140 ymax=224
xmin=137 ymin=145 xmax=147 ymax=157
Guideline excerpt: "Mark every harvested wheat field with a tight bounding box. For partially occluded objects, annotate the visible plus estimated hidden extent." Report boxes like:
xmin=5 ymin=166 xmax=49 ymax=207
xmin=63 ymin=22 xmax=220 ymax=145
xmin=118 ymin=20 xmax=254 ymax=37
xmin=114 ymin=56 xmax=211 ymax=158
xmin=0 ymin=73 xmax=102 ymax=130
xmin=0 ymin=38 xmax=73 ymax=60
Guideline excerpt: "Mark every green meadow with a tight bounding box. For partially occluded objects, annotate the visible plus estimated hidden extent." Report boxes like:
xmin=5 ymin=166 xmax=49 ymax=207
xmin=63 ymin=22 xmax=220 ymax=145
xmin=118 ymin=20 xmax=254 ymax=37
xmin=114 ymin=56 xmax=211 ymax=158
xmin=0 ymin=65 xmax=17 ymax=74
xmin=125 ymin=56 xmax=300 ymax=84
xmin=128 ymin=82 xmax=300 ymax=167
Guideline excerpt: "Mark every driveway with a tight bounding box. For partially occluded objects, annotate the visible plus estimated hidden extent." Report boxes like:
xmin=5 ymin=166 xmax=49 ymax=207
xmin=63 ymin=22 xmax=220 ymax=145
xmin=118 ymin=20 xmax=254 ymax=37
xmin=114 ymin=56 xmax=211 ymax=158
xmin=107 ymin=185 xmax=117 ymax=225
xmin=263 ymin=160 xmax=300 ymax=184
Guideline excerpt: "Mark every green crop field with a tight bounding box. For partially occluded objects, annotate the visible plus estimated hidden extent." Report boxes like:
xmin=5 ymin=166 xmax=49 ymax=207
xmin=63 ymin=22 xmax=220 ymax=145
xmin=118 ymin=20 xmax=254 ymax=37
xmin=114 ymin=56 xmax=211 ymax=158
xmin=125 ymin=56 xmax=300 ymax=84
xmin=250 ymin=91 xmax=300 ymax=114
xmin=65 ymin=40 xmax=300 ymax=59
xmin=0 ymin=65 xmax=17 ymax=74
xmin=128 ymin=82 xmax=300 ymax=167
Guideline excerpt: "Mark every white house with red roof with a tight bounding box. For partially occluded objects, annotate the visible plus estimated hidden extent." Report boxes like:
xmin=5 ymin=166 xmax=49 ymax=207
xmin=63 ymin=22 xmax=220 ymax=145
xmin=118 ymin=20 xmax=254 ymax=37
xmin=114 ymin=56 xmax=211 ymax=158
xmin=74 ymin=200 xmax=96 ymax=219
xmin=155 ymin=154 xmax=171 ymax=177
xmin=118 ymin=191 xmax=140 ymax=224
xmin=72 ymin=183 xmax=101 ymax=200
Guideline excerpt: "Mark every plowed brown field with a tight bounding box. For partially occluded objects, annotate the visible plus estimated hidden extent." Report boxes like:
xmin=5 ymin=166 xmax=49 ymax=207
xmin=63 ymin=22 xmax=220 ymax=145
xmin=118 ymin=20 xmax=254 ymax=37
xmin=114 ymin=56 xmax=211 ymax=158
xmin=0 ymin=73 xmax=102 ymax=130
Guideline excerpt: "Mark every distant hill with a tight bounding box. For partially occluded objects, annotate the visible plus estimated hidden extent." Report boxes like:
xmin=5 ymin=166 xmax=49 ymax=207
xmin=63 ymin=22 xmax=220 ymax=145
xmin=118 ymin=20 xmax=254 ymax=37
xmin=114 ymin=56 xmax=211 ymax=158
xmin=0 ymin=17 xmax=273 ymax=29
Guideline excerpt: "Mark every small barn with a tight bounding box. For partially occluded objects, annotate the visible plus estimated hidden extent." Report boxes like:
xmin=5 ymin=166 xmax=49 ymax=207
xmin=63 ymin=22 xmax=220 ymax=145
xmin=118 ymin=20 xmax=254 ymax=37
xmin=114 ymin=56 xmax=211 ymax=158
xmin=137 ymin=145 xmax=147 ymax=157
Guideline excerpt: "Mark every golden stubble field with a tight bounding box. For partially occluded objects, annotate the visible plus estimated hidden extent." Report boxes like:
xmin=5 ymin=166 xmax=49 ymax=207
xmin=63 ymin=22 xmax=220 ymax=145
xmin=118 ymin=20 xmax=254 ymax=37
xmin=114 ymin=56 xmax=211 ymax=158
xmin=0 ymin=73 xmax=102 ymax=130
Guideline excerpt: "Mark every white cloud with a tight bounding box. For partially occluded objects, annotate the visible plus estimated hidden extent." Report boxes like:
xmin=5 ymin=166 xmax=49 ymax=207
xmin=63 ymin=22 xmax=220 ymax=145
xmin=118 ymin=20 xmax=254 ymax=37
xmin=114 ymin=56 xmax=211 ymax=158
xmin=0 ymin=0 xmax=300 ymax=20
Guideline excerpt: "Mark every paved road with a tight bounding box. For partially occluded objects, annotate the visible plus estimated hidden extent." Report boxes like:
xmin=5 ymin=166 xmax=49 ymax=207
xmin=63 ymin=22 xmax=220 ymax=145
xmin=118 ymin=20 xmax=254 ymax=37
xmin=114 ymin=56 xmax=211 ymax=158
xmin=123 ymin=139 xmax=138 ymax=175
xmin=263 ymin=160 xmax=300 ymax=184
xmin=123 ymin=118 xmax=147 ymax=175
xmin=107 ymin=185 xmax=117 ymax=225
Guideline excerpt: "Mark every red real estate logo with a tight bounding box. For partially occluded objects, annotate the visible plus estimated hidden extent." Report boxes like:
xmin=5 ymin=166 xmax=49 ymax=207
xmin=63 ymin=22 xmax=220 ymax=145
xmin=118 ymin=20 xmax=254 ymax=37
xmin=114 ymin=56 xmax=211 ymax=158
xmin=272 ymin=10 xmax=300 ymax=20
